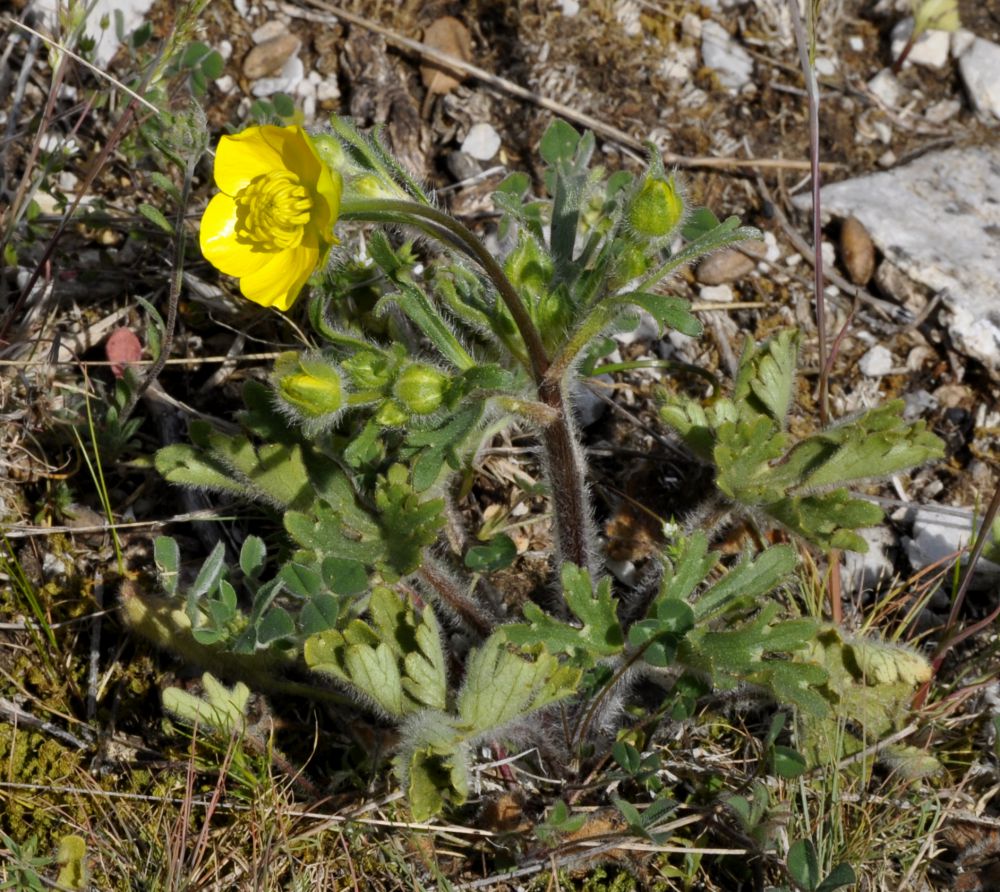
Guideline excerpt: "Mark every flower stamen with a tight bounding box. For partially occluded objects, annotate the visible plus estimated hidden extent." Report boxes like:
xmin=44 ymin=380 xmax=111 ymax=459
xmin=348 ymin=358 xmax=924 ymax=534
xmin=235 ymin=170 xmax=313 ymax=251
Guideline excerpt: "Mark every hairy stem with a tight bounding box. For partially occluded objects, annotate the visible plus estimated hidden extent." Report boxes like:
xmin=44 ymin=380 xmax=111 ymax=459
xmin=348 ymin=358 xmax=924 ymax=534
xmin=341 ymin=197 xmax=596 ymax=574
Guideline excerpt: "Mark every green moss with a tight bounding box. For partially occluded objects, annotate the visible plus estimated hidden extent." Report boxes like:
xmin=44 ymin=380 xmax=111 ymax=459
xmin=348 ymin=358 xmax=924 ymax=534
xmin=0 ymin=727 xmax=84 ymax=841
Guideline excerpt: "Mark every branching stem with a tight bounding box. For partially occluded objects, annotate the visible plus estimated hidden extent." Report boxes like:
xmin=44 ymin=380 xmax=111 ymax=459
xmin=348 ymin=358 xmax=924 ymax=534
xmin=341 ymin=197 xmax=594 ymax=571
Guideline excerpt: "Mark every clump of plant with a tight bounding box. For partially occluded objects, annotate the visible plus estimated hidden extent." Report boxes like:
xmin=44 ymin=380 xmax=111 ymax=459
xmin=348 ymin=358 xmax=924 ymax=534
xmin=130 ymin=114 xmax=944 ymax=827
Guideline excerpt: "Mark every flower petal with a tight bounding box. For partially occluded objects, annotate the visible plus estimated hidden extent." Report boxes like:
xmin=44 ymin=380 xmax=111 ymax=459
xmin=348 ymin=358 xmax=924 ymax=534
xmin=214 ymin=126 xmax=287 ymax=195
xmin=312 ymin=166 xmax=343 ymax=241
xmin=263 ymin=125 xmax=322 ymax=187
xmin=199 ymin=193 xmax=271 ymax=277
xmin=238 ymin=241 xmax=320 ymax=311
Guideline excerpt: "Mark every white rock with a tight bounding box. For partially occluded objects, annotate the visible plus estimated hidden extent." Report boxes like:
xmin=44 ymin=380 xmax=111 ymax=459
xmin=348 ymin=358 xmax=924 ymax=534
xmin=613 ymin=0 xmax=642 ymax=37
xmin=891 ymin=18 xmax=951 ymax=69
xmin=659 ymin=47 xmax=698 ymax=81
xmin=814 ymin=57 xmax=837 ymax=77
xmin=868 ymin=68 xmax=901 ymax=107
xmin=959 ymin=36 xmax=1000 ymax=119
xmin=946 ymin=306 xmax=1000 ymax=371
xmin=872 ymin=120 xmax=893 ymax=144
xmin=234 ymin=0 xmax=250 ymax=17
xmin=699 ymin=284 xmax=734 ymax=303
xmin=821 ymin=240 xmax=836 ymax=269
xmin=218 ymin=40 xmax=233 ymax=61
xmin=34 ymin=0 xmax=155 ymax=67
xmin=558 ymin=0 xmax=580 ymax=15
xmin=849 ymin=35 xmax=865 ymax=52
xmin=859 ymin=345 xmax=895 ymax=377
xmin=924 ymin=98 xmax=961 ymax=123
xmin=951 ymin=28 xmax=977 ymax=59
xmin=904 ymin=507 xmax=1000 ymax=589
xmin=682 ymin=13 xmax=702 ymax=41
xmin=793 ymin=144 xmax=1000 ymax=372
xmin=701 ymin=20 xmax=754 ymax=91
xmin=762 ymin=231 xmax=781 ymax=263
xmin=461 ymin=123 xmax=501 ymax=161
xmin=252 ymin=20 xmax=287 ymax=44
xmin=214 ymin=74 xmax=235 ymax=92
xmin=251 ymin=54 xmax=304 ymax=97
xmin=316 ymin=77 xmax=341 ymax=102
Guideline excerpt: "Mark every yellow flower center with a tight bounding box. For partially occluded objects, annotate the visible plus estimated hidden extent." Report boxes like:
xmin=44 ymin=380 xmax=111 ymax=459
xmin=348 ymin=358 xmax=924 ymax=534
xmin=234 ymin=170 xmax=313 ymax=251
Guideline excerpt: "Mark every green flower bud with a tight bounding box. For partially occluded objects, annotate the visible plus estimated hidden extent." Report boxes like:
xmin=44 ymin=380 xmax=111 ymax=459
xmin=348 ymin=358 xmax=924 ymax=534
xmin=394 ymin=364 xmax=449 ymax=415
xmin=627 ymin=174 xmax=684 ymax=238
xmin=275 ymin=352 xmax=343 ymax=418
xmin=311 ymin=134 xmax=352 ymax=177
xmin=609 ymin=242 xmax=651 ymax=289
xmin=375 ymin=399 xmax=408 ymax=427
xmin=504 ymin=234 xmax=553 ymax=304
xmin=342 ymin=349 xmax=393 ymax=391
xmin=348 ymin=174 xmax=402 ymax=200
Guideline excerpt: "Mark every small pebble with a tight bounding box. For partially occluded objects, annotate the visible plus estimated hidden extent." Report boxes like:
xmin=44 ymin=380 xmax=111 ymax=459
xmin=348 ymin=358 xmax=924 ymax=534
xmin=461 ymin=123 xmax=501 ymax=161
xmin=868 ymin=68 xmax=901 ymax=107
xmin=924 ymin=98 xmax=961 ymax=124
xmin=839 ymin=215 xmax=875 ymax=285
xmin=243 ymin=32 xmax=301 ymax=79
xmin=858 ymin=344 xmax=894 ymax=377
xmin=446 ymin=151 xmax=482 ymax=183
xmin=251 ymin=20 xmax=287 ymax=44
xmin=699 ymin=283 xmax=734 ymax=303
xmin=849 ymin=35 xmax=864 ymax=52
xmin=701 ymin=20 xmax=754 ymax=91
xmin=695 ymin=241 xmax=764 ymax=285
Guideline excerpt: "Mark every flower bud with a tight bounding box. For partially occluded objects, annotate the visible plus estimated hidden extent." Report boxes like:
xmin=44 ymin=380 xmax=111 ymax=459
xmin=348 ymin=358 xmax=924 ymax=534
xmin=627 ymin=174 xmax=684 ymax=239
xmin=504 ymin=234 xmax=553 ymax=305
xmin=342 ymin=349 xmax=393 ymax=391
xmin=375 ymin=399 xmax=408 ymax=427
xmin=394 ymin=364 xmax=449 ymax=415
xmin=274 ymin=352 xmax=343 ymax=418
xmin=311 ymin=134 xmax=352 ymax=177
xmin=609 ymin=242 xmax=651 ymax=289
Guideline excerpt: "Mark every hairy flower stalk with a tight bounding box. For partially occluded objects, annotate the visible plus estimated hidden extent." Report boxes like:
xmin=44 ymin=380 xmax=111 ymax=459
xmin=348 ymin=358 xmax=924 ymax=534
xmin=338 ymin=196 xmax=595 ymax=572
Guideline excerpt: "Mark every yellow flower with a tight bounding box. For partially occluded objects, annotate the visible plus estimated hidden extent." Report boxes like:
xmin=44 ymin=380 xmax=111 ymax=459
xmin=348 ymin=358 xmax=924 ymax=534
xmin=199 ymin=125 xmax=342 ymax=311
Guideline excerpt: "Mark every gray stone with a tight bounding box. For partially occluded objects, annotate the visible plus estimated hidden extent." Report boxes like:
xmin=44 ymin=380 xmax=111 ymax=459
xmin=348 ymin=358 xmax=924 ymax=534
xmin=843 ymin=527 xmax=896 ymax=592
xmin=868 ymin=68 xmax=901 ymax=107
xmin=891 ymin=17 xmax=951 ymax=69
xmin=793 ymin=145 xmax=1000 ymax=372
xmin=701 ymin=21 xmax=754 ymax=91
xmin=903 ymin=506 xmax=1000 ymax=589
xmin=958 ymin=36 xmax=1000 ymax=120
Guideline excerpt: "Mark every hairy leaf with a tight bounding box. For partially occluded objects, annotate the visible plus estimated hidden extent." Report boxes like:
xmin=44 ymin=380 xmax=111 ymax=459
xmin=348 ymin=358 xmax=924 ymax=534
xmin=503 ymin=564 xmax=624 ymax=664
